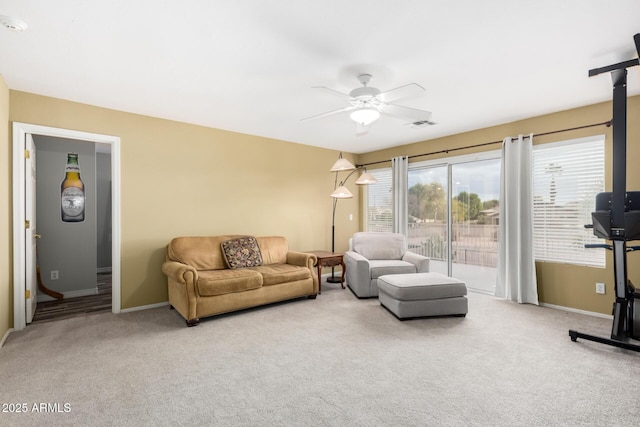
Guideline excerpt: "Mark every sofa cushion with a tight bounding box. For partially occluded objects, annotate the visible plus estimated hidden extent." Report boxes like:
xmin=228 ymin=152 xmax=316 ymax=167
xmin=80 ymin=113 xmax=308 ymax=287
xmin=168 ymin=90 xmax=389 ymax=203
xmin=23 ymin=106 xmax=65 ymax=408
xmin=369 ymin=260 xmax=417 ymax=279
xmin=167 ymin=235 xmax=244 ymax=270
xmin=221 ymin=236 xmax=263 ymax=269
xmin=352 ymin=232 xmax=407 ymax=260
xmin=196 ymin=269 xmax=263 ymax=296
xmin=249 ymin=264 xmax=311 ymax=286
xmin=377 ymin=272 xmax=467 ymax=301
xmin=256 ymin=236 xmax=289 ymax=265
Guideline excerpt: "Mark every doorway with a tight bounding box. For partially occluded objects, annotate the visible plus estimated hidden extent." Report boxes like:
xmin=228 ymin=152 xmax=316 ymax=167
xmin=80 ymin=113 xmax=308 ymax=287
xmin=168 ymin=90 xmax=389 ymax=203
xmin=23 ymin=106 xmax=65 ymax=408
xmin=406 ymin=152 xmax=501 ymax=294
xmin=12 ymin=123 xmax=121 ymax=331
xmin=30 ymin=136 xmax=112 ymax=323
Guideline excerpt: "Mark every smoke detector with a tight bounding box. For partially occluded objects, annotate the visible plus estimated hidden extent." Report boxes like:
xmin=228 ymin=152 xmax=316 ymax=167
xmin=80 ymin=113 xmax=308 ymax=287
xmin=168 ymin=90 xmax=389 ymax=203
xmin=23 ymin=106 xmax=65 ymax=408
xmin=0 ymin=15 xmax=28 ymax=32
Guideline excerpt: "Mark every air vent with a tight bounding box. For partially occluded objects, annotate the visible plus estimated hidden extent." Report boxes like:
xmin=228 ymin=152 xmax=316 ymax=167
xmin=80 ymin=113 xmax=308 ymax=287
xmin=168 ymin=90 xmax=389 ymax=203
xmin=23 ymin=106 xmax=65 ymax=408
xmin=409 ymin=120 xmax=436 ymax=128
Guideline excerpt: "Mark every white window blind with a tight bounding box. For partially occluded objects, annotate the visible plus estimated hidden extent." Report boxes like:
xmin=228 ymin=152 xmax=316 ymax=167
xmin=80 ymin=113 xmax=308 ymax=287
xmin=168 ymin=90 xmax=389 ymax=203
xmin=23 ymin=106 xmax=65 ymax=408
xmin=366 ymin=167 xmax=393 ymax=232
xmin=532 ymin=136 xmax=605 ymax=267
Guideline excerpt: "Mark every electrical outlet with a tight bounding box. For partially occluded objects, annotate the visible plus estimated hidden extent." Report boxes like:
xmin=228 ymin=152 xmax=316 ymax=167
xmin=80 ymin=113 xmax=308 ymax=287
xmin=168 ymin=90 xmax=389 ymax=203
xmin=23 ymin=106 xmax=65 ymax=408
xmin=51 ymin=270 xmax=59 ymax=280
xmin=596 ymin=282 xmax=605 ymax=294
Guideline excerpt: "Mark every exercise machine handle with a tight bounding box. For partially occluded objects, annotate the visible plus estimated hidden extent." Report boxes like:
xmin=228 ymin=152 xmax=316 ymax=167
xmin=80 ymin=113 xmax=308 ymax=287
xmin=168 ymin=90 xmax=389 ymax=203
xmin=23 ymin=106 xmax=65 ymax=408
xmin=584 ymin=243 xmax=640 ymax=252
xmin=585 ymin=243 xmax=612 ymax=250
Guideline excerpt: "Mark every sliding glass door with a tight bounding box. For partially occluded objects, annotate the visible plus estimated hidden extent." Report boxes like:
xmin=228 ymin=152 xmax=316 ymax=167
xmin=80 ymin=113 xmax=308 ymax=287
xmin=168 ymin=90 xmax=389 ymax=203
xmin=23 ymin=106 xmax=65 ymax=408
xmin=450 ymin=159 xmax=500 ymax=293
xmin=407 ymin=165 xmax=449 ymax=275
xmin=407 ymin=154 xmax=500 ymax=293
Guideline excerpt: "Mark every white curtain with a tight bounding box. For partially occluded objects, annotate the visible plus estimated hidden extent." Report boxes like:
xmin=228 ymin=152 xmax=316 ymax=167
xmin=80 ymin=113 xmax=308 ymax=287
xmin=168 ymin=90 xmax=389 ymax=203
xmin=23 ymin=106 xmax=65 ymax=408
xmin=392 ymin=156 xmax=408 ymax=236
xmin=495 ymin=134 xmax=539 ymax=304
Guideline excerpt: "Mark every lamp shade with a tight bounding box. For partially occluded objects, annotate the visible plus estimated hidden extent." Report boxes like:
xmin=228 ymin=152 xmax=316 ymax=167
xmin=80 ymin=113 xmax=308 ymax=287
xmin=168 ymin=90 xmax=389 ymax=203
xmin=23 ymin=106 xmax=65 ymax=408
xmin=330 ymin=157 xmax=356 ymax=172
xmin=350 ymin=108 xmax=380 ymax=125
xmin=355 ymin=172 xmax=377 ymax=185
xmin=330 ymin=185 xmax=354 ymax=198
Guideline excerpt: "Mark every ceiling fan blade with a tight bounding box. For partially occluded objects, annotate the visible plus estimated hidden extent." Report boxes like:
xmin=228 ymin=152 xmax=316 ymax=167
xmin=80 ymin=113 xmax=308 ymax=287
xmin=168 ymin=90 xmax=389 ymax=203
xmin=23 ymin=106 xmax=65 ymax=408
xmin=312 ymin=86 xmax=352 ymax=99
xmin=381 ymin=103 xmax=432 ymax=123
xmin=301 ymin=105 xmax=356 ymax=121
xmin=378 ymin=83 xmax=425 ymax=103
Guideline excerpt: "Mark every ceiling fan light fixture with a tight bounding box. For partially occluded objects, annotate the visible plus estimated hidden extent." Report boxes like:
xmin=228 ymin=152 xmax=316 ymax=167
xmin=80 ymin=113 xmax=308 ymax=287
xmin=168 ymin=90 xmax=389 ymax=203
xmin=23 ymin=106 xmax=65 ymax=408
xmin=0 ymin=15 xmax=28 ymax=32
xmin=350 ymin=108 xmax=380 ymax=126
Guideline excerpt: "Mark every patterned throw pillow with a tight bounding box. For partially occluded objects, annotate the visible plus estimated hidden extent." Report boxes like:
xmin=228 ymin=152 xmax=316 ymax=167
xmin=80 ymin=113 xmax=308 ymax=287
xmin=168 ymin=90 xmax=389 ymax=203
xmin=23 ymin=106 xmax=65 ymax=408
xmin=221 ymin=236 xmax=263 ymax=269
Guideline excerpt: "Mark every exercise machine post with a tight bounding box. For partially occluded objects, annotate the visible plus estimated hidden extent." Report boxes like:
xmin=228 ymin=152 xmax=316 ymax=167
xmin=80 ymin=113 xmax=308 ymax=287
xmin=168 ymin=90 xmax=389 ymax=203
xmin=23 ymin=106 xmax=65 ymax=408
xmin=569 ymin=33 xmax=640 ymax=351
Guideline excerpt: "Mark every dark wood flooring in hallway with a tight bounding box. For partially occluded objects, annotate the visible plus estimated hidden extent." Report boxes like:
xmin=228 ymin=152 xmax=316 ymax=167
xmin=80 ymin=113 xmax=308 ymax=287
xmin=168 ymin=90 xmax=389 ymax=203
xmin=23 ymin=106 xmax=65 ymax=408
xmin=31 ymin=272 xmax=112 ymax=324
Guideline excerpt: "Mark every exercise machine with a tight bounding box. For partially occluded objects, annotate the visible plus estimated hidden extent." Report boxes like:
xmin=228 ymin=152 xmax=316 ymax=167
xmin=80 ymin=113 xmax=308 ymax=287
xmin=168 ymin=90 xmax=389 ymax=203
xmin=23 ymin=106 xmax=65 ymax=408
xmin=568 ymin=33 xmax=640 ymax=351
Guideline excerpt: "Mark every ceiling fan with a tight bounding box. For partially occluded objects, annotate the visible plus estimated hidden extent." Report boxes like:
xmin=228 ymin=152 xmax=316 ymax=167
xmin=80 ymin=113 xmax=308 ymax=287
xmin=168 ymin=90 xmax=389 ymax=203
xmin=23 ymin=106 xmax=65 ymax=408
xmin=302 ymin=74 xmax=434 ymax=135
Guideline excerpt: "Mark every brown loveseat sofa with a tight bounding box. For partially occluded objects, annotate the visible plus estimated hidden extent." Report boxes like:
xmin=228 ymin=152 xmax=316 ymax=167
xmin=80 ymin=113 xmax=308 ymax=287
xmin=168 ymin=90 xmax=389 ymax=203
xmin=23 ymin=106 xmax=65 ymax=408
xmin=162 ymin=235 xmax=318 ymax=326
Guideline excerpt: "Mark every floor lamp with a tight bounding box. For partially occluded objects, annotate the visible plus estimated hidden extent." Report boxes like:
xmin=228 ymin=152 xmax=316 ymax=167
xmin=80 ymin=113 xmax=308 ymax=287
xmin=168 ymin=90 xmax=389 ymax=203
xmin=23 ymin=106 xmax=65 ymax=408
xmin=328 ymin=153 xmax=377 ymax=283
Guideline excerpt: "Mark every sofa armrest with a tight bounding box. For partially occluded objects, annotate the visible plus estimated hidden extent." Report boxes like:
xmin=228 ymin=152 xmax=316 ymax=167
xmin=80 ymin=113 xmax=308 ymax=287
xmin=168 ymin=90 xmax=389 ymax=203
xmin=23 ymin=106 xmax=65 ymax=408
xmin=287 ymin=251 xmax=317 ymax=269
xmin=162 ymin=260 xmax=200 ymax=322
xmin=161 ymin=260 xmax=198 ymax=285
xmin=287 ymin=251 xmax=318 ymax=293
xmin=344 ymin=250 xmax=372 ymax=296
xmin=402 ymin=251 xmax=430 ymax=273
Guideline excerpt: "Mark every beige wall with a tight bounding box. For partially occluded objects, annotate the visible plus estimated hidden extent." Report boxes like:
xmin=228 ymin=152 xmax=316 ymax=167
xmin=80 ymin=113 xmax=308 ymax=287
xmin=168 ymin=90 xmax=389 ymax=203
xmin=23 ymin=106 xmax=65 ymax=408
xmin=7 ymin=91 xmax=360 ymax=314
xmin=3 ymin=88 xmax=637 ymax=342
xmin=357 ymin=96 xmax=640 ymax=315
xmin=0 ymin=76 xmax=10 ymax=341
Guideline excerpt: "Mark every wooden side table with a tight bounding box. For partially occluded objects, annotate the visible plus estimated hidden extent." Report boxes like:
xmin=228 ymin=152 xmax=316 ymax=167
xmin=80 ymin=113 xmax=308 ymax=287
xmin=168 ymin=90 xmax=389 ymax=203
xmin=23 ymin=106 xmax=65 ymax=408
xmin=306 ymin=250 xmax=345 ymax=294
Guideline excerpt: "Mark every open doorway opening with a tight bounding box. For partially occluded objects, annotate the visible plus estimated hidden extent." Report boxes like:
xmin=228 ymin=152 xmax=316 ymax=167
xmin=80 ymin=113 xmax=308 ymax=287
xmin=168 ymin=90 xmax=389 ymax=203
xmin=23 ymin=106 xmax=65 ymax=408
xmin=30 ymin=137 xmax=112 ymax=323
xmin=12 ymin=123 xmax=121 ymax=331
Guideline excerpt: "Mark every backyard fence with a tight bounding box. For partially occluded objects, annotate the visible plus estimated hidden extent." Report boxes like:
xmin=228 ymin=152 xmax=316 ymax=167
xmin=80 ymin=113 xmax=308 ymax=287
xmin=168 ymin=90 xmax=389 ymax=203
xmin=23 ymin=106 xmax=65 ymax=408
xmin=407 ymin=223 xmax=498 ymax=267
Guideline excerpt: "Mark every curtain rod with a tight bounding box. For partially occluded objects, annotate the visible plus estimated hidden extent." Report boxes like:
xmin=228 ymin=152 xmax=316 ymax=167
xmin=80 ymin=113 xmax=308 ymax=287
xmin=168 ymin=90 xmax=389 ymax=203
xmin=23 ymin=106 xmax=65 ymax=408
xmin=355 ymin=119 xmax=612 ymax=168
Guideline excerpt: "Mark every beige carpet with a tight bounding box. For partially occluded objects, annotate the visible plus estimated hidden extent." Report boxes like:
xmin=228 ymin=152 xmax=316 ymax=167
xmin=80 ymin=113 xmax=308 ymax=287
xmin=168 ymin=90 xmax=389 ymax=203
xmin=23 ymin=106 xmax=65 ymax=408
xmin=1 ymin=282 xmax=639 ymax=426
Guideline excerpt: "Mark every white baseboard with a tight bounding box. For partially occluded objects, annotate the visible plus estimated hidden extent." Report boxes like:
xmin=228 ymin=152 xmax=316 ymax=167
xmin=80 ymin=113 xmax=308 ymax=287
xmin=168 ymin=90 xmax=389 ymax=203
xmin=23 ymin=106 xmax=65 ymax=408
xmin=38 ymin=287 xmax=98 ymax=302
xmin=120 ymin=301 xmax=169 ymax=313
xmin=540 ymin=302 xmax=613 ymax=319
xmin=1 ymin=328 xmax=14 ymax=349
xmin=97 ymin=267 xmax=112 ymax=274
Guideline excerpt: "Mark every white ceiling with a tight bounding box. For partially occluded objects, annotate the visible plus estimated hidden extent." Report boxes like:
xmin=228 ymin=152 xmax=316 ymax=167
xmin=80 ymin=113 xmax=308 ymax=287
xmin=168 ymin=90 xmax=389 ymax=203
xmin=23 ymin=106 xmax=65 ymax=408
xmin=1 ymin=0 xmax=639 ymax=154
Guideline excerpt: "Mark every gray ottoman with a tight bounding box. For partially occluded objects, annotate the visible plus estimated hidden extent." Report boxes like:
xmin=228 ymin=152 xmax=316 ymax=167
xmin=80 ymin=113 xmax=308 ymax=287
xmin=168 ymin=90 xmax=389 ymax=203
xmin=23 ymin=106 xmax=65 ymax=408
xmin=377 ymin=272 xmax=468 ymax=319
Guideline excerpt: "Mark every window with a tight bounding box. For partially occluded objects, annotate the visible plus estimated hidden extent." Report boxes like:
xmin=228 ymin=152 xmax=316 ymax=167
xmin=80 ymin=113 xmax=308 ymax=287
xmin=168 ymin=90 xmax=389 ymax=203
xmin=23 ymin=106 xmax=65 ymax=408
xmin=365 ymin=167 xmax=392 ymax=232
xmin=532 ymin=136 xmax=605 ymax=267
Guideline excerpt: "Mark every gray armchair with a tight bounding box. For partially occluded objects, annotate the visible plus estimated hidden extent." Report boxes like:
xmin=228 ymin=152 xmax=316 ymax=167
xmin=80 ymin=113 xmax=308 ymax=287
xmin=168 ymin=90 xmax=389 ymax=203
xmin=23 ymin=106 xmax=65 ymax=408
xmin=344 ymin=232 xmax=430 ymax=298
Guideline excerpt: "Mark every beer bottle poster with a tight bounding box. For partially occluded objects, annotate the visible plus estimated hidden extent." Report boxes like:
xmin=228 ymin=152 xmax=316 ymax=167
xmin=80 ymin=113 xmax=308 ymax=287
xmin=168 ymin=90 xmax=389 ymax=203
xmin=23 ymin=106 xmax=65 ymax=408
xmin=61 ymin=152 xmax=85 ymax=222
